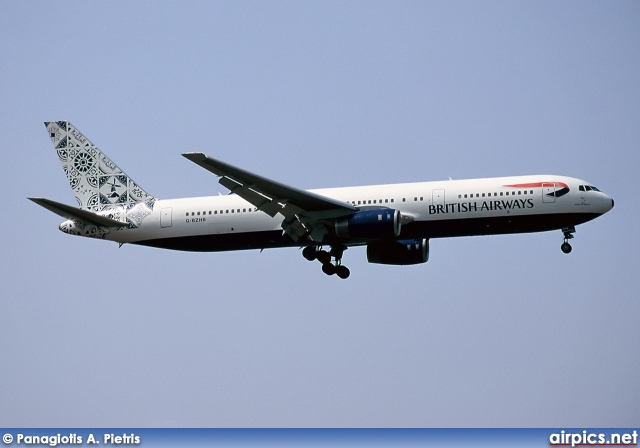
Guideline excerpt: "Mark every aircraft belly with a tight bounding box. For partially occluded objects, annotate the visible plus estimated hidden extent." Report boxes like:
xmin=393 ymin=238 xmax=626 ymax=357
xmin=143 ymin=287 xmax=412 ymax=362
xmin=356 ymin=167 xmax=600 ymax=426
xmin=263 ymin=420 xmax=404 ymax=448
xmin=133 ymin=229 xmax=293 ymax=252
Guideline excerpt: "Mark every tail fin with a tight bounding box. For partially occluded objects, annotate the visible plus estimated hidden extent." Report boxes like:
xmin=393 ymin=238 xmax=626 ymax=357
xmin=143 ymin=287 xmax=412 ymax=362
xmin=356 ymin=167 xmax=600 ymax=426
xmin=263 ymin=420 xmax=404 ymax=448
xmin=44 ymin=121 xmax=156 ymax=212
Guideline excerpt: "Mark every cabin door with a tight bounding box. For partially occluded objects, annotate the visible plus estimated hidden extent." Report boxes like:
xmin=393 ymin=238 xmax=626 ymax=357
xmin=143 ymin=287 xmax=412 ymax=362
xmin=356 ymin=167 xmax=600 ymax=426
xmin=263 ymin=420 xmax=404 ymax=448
xmin=542 ymin=183 xmax=555 ymax=203
xmin=160 ymin=207 xmax=173 ymax=227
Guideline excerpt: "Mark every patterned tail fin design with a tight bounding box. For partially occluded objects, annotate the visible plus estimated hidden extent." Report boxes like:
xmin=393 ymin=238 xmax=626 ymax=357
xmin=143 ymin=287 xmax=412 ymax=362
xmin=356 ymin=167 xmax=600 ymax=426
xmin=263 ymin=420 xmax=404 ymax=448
xmin=44 ymin=121 xmax=156 ymax=212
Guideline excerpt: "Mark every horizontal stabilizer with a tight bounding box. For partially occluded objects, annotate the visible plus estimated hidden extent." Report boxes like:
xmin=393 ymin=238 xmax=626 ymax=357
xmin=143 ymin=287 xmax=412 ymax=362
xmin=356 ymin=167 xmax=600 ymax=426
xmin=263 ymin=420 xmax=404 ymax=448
xmin=28 ymin=197 xmax=126 ymax=228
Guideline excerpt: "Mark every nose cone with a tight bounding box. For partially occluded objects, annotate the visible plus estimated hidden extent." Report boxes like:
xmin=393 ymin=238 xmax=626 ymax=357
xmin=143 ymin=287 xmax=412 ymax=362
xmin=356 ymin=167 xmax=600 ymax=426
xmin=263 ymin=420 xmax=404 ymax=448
xmin=602 ymin=194 xmax=614 ymax=214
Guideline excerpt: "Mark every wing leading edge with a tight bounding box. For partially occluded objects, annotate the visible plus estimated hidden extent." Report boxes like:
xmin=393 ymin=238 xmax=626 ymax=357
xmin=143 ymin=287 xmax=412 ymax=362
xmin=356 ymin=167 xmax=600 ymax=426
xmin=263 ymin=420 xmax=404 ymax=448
xmin=182 ymin=153 xmax=357 ymax=242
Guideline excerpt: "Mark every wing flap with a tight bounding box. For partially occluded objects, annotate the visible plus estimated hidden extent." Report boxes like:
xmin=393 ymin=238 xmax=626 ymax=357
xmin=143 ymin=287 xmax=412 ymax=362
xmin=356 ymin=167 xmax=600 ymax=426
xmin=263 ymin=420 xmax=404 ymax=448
xmin=29 ymin=197 xmax=126 ymax=228
xmin=218 ymin=176 xmax=285 ymax=217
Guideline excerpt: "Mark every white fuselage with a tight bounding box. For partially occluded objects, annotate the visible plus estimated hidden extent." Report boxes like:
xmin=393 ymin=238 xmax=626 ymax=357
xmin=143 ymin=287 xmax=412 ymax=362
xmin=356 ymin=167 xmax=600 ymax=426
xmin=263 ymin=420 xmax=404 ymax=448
xmin=72 ymin=174 xmax=612 ymax=252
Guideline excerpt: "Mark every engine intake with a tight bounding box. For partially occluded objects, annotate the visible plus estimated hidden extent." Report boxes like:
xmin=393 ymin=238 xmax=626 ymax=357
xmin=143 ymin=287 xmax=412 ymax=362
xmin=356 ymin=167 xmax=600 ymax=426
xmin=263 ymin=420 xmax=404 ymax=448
xmin=335 ymin=209 xmax=401 ymax=239
xmin=367 ymin=239 xmax=429 ymax=265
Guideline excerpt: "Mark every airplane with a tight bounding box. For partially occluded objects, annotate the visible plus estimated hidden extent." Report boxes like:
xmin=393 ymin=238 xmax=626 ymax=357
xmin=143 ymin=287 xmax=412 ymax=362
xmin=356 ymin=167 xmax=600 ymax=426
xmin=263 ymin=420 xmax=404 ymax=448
xmin=30 ymin=121 xmax=614 ymax=279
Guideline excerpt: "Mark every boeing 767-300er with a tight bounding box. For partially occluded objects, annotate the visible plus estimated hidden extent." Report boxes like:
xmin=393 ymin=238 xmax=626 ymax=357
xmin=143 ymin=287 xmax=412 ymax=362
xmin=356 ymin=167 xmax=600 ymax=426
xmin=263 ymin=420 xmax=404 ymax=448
xmin=30 ymin=121 xmax=614 ymax=279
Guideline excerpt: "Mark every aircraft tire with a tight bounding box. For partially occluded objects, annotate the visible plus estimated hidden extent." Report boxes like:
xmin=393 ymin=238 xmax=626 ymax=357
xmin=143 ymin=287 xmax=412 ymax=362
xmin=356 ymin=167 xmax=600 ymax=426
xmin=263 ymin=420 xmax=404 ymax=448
xmin=302 ymin=246 xmax=317 ymax=261
xmin=336 ymin=265 xmax=350 ymax=279
xmin=317 ymin=250 xmax=331 ymax=265
xmin=322 ymin=263 xmax=336 ymax=276
xmin=561 ymin=242 xmax=572 ymax=254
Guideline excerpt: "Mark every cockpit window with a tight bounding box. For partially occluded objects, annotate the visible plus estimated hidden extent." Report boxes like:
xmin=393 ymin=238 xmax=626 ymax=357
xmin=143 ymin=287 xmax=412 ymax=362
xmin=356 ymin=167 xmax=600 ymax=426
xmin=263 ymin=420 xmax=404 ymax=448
xmin=590 ymin=186 xmax=600 ymax=192
xmin=579 ymin=185 xmax=585 ymax=191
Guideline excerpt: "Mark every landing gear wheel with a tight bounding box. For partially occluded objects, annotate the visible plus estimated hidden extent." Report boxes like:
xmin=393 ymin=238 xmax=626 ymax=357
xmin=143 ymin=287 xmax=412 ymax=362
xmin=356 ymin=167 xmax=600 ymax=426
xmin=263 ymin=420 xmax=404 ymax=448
xmin=560 ymin=226 xmax=576 ymax=254
xmin=302 ymin=246 xmax=317 ymax=261
xmin=322 ymin=263 xmax=336 ymax=276
xmin=317 ymin=250 xmax=331 ymax=265
xmin=307 ymin=244 xmax=350 ymax=278
xmin=335 ymin=265 xmax=350 ymax=279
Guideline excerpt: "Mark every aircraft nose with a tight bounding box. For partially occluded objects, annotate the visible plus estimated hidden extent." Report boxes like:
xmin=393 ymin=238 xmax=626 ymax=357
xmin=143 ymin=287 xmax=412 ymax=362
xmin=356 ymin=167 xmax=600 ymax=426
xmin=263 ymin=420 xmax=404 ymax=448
xmin=603 ymin=194 xmax=614 ymax=213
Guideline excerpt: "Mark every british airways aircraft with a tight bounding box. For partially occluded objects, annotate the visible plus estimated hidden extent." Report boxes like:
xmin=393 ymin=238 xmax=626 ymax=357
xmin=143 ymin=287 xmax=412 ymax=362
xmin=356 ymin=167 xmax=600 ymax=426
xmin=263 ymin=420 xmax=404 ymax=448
xmin=30 ymin=121 xmax=614 ymax=279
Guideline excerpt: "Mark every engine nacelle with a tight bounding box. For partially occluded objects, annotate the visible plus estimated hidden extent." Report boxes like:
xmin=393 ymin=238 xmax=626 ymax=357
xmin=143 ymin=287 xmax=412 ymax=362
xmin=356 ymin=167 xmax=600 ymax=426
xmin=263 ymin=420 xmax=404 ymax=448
xmin=367 ymin=239 xmax=429 ymax=265
xmin=335 ymin=209 xmax=401 ymax=239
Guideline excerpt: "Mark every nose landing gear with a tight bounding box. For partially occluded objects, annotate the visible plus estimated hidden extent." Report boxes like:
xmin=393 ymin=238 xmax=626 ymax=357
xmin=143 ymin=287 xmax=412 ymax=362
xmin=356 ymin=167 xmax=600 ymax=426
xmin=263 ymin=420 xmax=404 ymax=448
xmin=561 ymin=226 xmax=575 ymax=254
xmin=302 ymin=245 xmax=350 ymax=279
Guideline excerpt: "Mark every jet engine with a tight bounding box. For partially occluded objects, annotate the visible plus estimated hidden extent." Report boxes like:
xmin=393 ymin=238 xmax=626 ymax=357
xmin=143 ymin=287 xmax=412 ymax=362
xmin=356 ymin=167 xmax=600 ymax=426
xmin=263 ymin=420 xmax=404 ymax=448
xmin=366 ymin=238 xmax=429 ymax=265
xmin=334 ymin=209 xmax=401 ymax=239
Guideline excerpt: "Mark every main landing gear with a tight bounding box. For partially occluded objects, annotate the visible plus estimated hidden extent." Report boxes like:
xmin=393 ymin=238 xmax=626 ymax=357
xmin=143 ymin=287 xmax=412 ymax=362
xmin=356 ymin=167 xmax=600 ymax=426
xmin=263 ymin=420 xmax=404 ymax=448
xmin=561 ymin=226 xmax=575 ymax=254
xmin=302 ymin=245 xmax=350 ymax=279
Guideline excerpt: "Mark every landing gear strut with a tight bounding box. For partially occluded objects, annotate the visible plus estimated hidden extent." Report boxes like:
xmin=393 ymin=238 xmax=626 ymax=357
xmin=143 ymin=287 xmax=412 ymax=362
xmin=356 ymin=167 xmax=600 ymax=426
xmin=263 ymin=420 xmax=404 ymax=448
xmin=302 ymin=245 xmax=350 ymax=279
xmin=561 ymin=226 xmax=575 ymax=254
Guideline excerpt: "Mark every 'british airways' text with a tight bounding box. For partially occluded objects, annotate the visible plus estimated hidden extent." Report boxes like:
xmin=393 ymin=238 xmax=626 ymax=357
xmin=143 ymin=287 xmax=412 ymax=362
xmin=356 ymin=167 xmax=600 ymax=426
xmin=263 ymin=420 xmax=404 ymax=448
xmin=429 ymin=198 xmax=534 ymax=214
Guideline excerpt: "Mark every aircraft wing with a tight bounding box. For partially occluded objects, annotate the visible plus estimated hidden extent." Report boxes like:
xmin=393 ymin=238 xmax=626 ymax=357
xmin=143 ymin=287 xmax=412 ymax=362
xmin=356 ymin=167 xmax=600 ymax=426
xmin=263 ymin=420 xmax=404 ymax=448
xmin=182 ymin=153 xmax=357 ymax=242
xmin=29 ymin=197 xmax=126 ymax=228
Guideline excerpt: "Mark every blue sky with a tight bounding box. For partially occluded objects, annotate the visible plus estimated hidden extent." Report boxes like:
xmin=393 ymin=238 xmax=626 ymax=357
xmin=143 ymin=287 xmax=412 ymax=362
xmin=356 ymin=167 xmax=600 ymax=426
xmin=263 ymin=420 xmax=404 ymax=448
xmin=1 ymin=1 xmax=638 ymax=427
